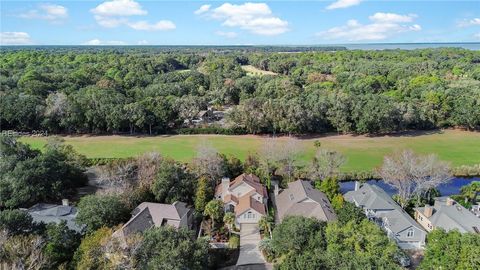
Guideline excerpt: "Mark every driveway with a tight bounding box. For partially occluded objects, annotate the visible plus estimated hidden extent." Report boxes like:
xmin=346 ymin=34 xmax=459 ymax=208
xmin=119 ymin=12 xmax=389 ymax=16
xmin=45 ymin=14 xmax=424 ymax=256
xmin=236 ymin=224 xmax=266 ymax=266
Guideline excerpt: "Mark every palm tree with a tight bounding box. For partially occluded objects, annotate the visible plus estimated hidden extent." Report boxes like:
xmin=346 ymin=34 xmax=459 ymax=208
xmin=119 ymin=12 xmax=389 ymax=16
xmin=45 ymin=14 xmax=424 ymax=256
xmin=203 ymin=200 xmax=224 ymax=229
xmin=223 ymin=212 xmax=236 ymax=235
xmin=258 ymin=216 xmax=273 ymax=238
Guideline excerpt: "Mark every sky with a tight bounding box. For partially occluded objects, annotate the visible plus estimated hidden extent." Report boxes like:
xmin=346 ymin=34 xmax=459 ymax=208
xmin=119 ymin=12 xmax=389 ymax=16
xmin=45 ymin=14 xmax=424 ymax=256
xmin=1 ymin=0 xmax=479 ymax=45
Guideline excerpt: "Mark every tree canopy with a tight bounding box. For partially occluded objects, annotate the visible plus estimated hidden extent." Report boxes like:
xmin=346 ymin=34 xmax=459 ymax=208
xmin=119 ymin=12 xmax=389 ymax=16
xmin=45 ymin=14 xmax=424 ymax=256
xmin=1 ymin=48 xmax=480 ymax=135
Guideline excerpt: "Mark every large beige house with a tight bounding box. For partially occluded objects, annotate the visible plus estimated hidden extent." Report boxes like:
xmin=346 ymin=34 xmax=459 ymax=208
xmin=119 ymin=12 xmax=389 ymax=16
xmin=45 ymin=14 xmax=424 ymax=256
xmin=275 ymin=180 xmax=337 ymax=222
xmin=215 ymin=173 xmax=268 ymax=225
xmin=414 ymin=197 xmax=480 ymax=233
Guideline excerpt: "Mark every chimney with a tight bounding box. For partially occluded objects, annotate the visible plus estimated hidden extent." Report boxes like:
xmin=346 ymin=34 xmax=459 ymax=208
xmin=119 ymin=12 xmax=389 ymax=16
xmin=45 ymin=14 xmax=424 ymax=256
xmin=424 ymin=205 xmax=433 ymax=218
xmin=62 ymin=199 xmax=69 ymax=206
xmin=354 ymin=181 xmax=361 ymax=191
xmin=272 ymin=180 xmax=280 ymax=196
xmin=221 ymin=177 xmax=230 ymax=199
xmin=446 ymin=197 xmax=455 ymax=206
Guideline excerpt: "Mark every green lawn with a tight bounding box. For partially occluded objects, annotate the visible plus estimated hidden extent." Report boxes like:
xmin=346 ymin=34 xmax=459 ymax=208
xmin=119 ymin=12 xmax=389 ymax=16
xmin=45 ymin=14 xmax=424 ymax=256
xmin=241 ymin=65 xmax=278 ymax=76
xmin=20 ymin=130 xmax=480 ymax=172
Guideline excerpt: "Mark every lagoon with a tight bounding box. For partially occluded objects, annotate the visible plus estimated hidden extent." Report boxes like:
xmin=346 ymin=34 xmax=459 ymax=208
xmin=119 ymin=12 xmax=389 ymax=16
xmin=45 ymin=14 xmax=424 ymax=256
xmin=340 ymin=177 xmax=480 ymax=196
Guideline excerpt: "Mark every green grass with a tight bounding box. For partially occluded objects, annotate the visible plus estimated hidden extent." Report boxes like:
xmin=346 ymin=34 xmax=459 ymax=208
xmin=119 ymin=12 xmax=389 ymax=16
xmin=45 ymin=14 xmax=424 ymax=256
xmin=20 ymin=130 xmax=480 ymax=172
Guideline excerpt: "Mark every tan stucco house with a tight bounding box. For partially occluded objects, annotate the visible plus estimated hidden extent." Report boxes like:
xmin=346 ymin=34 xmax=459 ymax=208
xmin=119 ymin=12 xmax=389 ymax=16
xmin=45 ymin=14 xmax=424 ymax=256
xmin=215 ymin=173 xmax=268 ymax=225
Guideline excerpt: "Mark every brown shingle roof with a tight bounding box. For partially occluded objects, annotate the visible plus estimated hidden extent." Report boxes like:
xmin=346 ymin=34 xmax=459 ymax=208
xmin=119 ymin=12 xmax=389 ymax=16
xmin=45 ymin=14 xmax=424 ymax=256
xmin=224 ymin=194 xmax=239 ymax=204
xmin=235 ymin=195 xmax=266 ymax=216
xmin=276 ymin=180 xmax=337 ymax=222
xmin=230 ymin=173 xmax=268 ymax=197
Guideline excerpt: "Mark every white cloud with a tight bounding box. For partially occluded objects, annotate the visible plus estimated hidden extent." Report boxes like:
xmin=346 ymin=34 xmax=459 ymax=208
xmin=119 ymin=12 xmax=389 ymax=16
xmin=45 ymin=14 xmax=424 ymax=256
xmin=318 ymin=13 xmax=421 ymax=41
xmin=127 ymin=20 xmax=176 ymax=31
xmin=19 ymin=4 xmax=68 ymax=21
xmin=369 ymin=12 xmax=416 ymax=23
xmin=215 ymin=31 xmax=238 ymax=38
xmin=194 ymin=5 xmax=211 ymax=15
xmin=326 ymin=0 xmax=361 ymax=10
xmin=90 ymin=0 xmax=175 ymax=31
xmin=199 ymin=3 xmax=289 ymax=36
xmin=137 ymin=40 xmax=149 ymax=45
xmin=82 ymin=39 xmax=127 ymax=45
xmin=90 ymin=0 xmax=146 ymax=17
xmin=458 ymin=18 xmax=480 ymax=27
xmin=94 ymin=16 xmax=128 ymax=28
xmin=474 ymin=33 xmax=480 ymax=40
xmin=0 ymin=32 xmax=33 ymax=45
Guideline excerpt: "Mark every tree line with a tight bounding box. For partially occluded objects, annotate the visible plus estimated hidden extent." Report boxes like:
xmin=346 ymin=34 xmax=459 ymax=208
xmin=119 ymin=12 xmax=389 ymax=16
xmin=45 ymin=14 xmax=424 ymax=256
xmin=1 ymin=48 xmax=479 ymax=135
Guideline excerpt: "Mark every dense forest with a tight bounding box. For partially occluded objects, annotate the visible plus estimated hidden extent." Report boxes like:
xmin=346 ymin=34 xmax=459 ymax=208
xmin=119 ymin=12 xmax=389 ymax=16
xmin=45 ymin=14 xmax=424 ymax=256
xmin=1 ymin=47 xmax=479 ymax=135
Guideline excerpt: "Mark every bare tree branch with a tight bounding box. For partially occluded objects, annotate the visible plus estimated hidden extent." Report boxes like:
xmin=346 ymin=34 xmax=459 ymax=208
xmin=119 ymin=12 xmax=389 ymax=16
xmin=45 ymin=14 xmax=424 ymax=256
xmin=309 ymin=148 xmax=346 ymax=181
xmin=378 ymin=149 xmax=452 ymax=208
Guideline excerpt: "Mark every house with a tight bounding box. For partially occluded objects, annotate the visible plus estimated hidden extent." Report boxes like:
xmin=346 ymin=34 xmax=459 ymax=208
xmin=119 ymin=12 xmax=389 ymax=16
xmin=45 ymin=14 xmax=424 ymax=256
xmin=345 ymin=183 xmax=426 ymax=249
xmin=275 ymin=180 xmax=337 ymax=222
xmin=414 ymin=197 xmax=480 ymax=234
xmin=112 ymin=201 xmax=193 ymax=246
xmin=26 ymin=199 xmax=84 ymax=232
xmin=215 ymin=173 xmax=268 ymax=225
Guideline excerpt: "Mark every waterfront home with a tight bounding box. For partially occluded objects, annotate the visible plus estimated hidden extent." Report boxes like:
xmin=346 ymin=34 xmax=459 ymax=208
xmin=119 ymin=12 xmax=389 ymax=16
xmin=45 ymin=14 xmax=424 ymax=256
xmin=274 ymin=180 xmax=336 ymax=222
xmin=345 ymin=183 xmax=426 ymax=249
xmin=414 ymin=197 xmax=480 ymax=233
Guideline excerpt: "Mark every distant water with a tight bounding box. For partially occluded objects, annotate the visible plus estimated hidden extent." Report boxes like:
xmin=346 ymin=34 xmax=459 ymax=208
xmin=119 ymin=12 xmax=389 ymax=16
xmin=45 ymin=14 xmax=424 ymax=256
xmin=340 ymin=177 xmax=480 ymax=196
xmin=340 ymin=43 xmax=480 ymax=51
xmin=2 ymin=43 xmax=479 ymax=51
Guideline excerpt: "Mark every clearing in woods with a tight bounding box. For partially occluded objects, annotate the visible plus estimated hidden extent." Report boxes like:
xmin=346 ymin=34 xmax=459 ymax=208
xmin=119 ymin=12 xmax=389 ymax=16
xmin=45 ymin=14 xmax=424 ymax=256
xmin=241 ymin=65 xmax=278 ymax=76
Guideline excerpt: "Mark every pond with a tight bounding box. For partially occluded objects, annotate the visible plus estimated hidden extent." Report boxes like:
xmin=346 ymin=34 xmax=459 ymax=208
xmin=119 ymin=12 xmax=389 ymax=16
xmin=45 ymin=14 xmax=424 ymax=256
xmin=340 ymin=177 xmax=480 ymax=196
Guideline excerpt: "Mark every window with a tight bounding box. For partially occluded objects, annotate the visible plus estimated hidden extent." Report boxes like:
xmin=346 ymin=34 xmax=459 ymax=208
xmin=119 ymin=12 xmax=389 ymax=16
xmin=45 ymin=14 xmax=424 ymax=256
xmin=407 ymin=229 xmax=414 ymax=238
xmin=247 ymin=211 xmax=252 ymax=219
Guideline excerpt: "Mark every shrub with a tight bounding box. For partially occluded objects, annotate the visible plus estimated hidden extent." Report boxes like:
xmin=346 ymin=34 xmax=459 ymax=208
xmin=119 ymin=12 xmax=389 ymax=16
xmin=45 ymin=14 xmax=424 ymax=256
xmin=228 ymin=234 xmax=240 ymax=249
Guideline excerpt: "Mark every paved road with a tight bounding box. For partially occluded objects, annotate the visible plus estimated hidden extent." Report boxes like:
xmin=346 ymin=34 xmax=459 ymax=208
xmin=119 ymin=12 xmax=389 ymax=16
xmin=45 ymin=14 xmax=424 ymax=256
xmin=236 ymin=224 xmax=266 ymax=266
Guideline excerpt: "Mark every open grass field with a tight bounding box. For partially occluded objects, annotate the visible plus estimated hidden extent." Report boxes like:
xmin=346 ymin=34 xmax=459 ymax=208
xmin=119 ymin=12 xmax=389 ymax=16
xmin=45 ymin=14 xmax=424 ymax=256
xmin=20 ymin=130 xmax=480 ymax=172
xmin=241 ymin=65 xmax=278 ymax=76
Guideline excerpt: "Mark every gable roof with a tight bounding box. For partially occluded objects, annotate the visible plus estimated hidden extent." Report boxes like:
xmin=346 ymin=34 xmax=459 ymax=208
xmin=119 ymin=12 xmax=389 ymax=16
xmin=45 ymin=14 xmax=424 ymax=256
xmin=230 ymin=173 xmax=268 ymax=197
xmin=235 ymin=194 xmax=266 ymax=216
xmin=115 ymin=201 xmax=192 ymax=242
xmin=344 ymin=184 xmax=397 ymax=211
xmin=415 ymin=197 xmax=480 ymax=233
xmin=345 ymin=183 xmax=425 ymax=236
xmin=27 ymin=203 xmax=84 ymax=232
xmin=276 ymin=180 xmax=337 ymax=222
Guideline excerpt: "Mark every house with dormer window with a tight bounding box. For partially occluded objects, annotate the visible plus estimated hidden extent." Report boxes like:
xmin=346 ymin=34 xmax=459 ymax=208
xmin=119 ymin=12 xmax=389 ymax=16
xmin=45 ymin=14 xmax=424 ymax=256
xmin=345 ymin=183 xmax=426 ymax=250
xmin=215 ymin=173 xmax=268 ymax=225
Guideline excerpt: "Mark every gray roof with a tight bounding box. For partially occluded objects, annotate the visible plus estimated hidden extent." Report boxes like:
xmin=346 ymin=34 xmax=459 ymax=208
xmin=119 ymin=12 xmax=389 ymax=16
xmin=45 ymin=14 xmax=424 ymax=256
xmin=114 ymin=201 xmax=192 ymax=241
xmin=27 ymin=203 xmax=84 ymax=232
xmin=345 ymin=183 xmax=425 ymax=236
xmin=344 ymin=184 xmax=397 ymax=211
xmin=276 ymin=180 xmax=337 ymax=222
xmin=415 ymin=197 xmax=480 ymax=233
